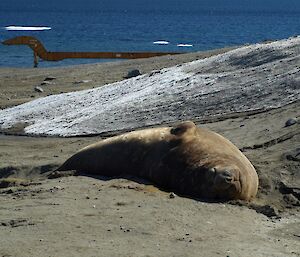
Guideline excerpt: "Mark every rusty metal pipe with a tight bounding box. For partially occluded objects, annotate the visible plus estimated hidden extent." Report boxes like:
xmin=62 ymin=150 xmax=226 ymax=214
xmin=2 ymin=36 xmax=181 ymax=67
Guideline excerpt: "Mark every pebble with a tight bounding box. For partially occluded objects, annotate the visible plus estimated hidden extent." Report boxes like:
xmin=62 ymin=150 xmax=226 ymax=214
xmin=285 ymin=118 xmax=297 ymax=127
xmin=283 ymin=194 xmax=299 ymax=205
xmin=41 ymin=81 xmax=53 ymax=86
xmin=169 ymin=192 xmax=176 ymax=199
xmin=34 ymin=86 xmax=44 ymax=93
xmin=149 ymin=70 xmax=161 ymax=77
xmin=124 ymin=69 xmax=141 ymax=79
xmin=44 ymin=76 xmax=56 ymax=81
xmin=73 ymin=80 xmax=92 ymax=84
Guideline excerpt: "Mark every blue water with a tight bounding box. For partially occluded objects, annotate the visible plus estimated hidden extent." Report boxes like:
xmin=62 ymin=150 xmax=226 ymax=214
xmin=1 ymin=0 xmax=300 ymax=67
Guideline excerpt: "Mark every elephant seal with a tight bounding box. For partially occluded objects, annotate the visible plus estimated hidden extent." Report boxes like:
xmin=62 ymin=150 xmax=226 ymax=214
xmin=56 ymin=121 xmax=258 ymax=201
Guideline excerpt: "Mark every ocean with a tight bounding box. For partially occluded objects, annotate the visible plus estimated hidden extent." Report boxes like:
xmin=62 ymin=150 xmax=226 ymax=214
xmin=1 ymin=0 xmax=300 ymax=67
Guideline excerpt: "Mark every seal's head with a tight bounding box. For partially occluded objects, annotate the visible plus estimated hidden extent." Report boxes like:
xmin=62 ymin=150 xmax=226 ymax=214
xmin=169 ymin=121 xmax=258 ymax=201
xmin=203 ymin=166 xmax=243 ymax=200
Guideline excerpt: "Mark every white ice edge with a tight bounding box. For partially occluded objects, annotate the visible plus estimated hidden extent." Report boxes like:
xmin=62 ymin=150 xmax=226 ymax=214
xmin=153 ymin=41 xmax=169 ymax=45
xmin=177 ymin=44 xmax=193 ymax=47
xmin=4 ymin=26 xmax=51 ymax=31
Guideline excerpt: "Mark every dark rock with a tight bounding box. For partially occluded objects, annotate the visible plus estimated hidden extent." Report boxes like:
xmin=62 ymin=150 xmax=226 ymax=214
xmin=283 ymin=194 xmax=300 ymax=206
xmin=149 ymin=70 xmax=161 ymax=77
xmin=44 ymin=76 xmax=56 ymax=81
xmin=34 ymin=86 xmax=44 ymax=93
xmin=279 ymin=181 xmax=300 ymax=200
xmin=41 ymin=81 xmax=52 ymax=86
xmin=0 ymin=219 xmax=33 ymax=228
xmin=169 ymin=192 xmax=176 ymax=198
xmin=124 ymin=69 xmax=141 ymax=79
xmin=283 ymin=148 xmax=300 ymax=162
xmin=251 ymin=204 xmax=280 ymax=218
xmin=285 ymin=118 xmax=298 ymax=127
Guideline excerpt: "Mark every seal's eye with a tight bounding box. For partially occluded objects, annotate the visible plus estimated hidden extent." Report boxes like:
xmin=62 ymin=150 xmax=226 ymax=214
xmin=205 ymin=167 xmax=217 ymax=185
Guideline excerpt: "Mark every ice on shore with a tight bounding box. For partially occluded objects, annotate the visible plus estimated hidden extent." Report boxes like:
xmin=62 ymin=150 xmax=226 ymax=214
xmin=0 ymin=36 xmax=299 ymax=137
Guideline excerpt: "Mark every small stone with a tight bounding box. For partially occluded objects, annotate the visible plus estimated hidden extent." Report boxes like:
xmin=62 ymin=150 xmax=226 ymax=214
xmin=44 ymin=76 xmax=56 ymax=81
xmin=252 ymin=204 xmax=280 ymax=218
xmin=283 ymin=194 xmax=300 ymax=206
xmin=124 ymin=69 xmax=141 ymax=79
xmin=41 ymin=81 xmax=53 ymax=86
xmin=149 ymin=70 xmax=161 ymax=77
xmin=34 ymin=86 xmax=44 ymax=93
xmin=86 ymin=195 xmax=90 ymax=199
xmin=169 ymin=192 xmax=176 ymax=199
xmin=73 ymin=80 xmax=92 ymax=84
xmin=285 ymin=118 xmax=297 ymax=127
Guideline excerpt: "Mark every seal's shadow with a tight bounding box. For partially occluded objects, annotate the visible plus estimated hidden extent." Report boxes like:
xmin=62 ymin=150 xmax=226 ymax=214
xmin=76 ymin=172 xmax=223 ymax=204
xmin=76 ymin=172 xmax=278 ymax=218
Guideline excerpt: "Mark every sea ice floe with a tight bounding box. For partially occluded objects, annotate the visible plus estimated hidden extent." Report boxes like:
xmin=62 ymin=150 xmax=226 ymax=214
xmin=4 ymin=26 xmax=51 ymax=31
xmin=153 ymin=41 xmax=169 ymax=45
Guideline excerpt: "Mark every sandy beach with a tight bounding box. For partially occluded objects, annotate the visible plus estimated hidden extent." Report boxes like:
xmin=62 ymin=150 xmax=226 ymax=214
xmin=0 ymin=40 xmax=299 ymax=257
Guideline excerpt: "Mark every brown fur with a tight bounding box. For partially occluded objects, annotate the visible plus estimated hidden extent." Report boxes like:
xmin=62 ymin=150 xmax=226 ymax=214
xmin=57 ymin=121 xmax=258 ymax=201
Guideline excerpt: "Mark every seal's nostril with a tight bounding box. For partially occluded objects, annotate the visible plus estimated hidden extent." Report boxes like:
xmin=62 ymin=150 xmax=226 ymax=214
xmin=213 ymin=169 xmax=234 ymax=186
xmin=221 ymin=170 xmax=233 ymax=180
xmin=224 ymin=176 xmax=233 ymax=182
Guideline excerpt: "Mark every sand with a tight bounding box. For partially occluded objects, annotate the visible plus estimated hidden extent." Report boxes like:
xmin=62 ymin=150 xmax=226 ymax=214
xmin=0 ymin=40 xmax=299 ymax=257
